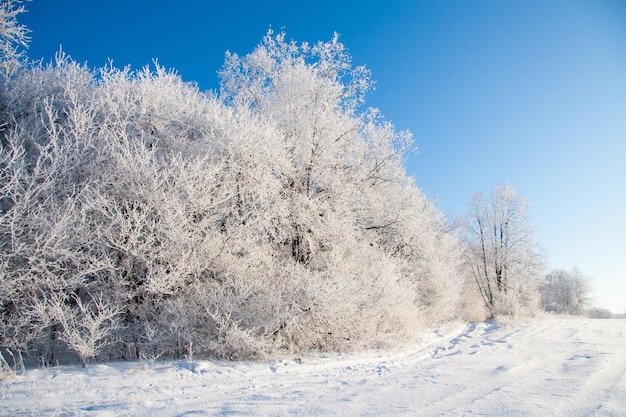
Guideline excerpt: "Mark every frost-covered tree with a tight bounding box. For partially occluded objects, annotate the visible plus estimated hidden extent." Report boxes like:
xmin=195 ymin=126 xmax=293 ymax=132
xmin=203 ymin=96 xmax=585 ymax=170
xmin=587 ymin=307 xmax=613 ymax=319
xmin=541 ymin=267 xmax=592 ymax=315
xmin=219 ymin=29 xmax=467 ymax=326
xmin=464 ymin=183 xmax=543 ymax=317
xmin=1 ymin=25 xmax=469 ymax=364
xmin=0 ymin=54 xmax=117 ymax=366
xmin=0 ymin=0 xmax=30 ymax=77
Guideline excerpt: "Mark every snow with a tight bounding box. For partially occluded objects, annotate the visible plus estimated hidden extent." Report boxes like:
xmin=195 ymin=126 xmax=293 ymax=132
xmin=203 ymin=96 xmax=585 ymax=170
xmin=2 ymin=318 xmax=625 ymax=416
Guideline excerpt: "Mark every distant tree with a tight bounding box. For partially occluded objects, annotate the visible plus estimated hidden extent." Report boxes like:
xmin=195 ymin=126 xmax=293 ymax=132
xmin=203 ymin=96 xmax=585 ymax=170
xmin=464 ymin=183 xmax=543 ymax=317
xmin=541 ymin=267 xmax=592 ymax=315
xmin=587 ymin=307 xmax=613 ymax=319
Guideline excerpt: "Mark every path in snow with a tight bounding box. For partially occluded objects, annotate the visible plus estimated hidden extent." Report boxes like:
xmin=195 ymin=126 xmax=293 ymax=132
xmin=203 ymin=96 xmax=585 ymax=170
xmin=1 ymin=318 xmax=625 ymax=416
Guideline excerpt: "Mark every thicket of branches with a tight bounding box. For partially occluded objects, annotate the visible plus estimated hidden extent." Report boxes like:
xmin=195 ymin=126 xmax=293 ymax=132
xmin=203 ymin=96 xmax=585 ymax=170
xmin=1 ymin=23 xmax=472 ymax=367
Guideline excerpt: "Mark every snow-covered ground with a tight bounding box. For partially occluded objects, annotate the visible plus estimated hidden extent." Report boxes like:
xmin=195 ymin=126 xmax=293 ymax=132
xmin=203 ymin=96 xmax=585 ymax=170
xmin=2 ymin=318 xmax=625 ymax=416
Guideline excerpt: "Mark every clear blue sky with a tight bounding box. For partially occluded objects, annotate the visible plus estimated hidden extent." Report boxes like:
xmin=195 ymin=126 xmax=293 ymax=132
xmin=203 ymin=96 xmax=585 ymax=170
xmin=21 ymin=0 xmax=626 ymax=313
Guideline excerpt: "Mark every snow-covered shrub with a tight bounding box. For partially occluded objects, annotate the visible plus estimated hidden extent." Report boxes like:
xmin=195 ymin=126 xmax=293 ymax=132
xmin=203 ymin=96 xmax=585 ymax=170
xmin=1 ymin=28 xmax=470 ymax=362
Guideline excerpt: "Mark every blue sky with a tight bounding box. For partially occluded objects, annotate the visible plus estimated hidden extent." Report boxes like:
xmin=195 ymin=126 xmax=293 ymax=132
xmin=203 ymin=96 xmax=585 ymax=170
xmin=22 ymin=0 xmax=626 ymax=313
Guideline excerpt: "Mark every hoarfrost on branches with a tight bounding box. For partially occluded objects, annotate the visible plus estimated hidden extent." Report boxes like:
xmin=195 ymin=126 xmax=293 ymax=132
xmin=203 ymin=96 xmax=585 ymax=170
xmin=464 ymin=183 xmax=544 ymax=317
xmin=1 ymin=19 xmax=471 ymax=364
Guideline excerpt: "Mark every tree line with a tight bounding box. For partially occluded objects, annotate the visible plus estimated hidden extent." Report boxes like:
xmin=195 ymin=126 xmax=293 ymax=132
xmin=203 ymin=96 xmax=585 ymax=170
xmin=0 ymin=1 xmax=595 ymax=371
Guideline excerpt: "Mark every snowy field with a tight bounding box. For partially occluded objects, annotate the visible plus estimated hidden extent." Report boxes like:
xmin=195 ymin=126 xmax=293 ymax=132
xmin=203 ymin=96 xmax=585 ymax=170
xmin=2 ymin=318 xmax=625 ymax=416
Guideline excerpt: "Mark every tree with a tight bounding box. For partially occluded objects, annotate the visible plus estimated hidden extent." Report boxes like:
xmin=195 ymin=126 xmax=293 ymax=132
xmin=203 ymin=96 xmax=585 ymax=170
xmin=464 ymin=183 xmax=543 ymax=317
xmin=541 ymin=267 xmax=592 ymax=315
xmin=1 ymin=26 xmax=469 ymax=363
xmin=587 ymin=307 xmax=613 ymax=319
xmin=0 ymin=0 xmax=30 ymax=77
xmin=218 ymin=29 xmax=467 ymax=333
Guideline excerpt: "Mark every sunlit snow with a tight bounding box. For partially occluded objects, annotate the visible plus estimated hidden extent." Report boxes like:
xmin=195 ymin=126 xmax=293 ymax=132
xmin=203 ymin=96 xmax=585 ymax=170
xmin=2 ymin=318 xmax=625 ymax=416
